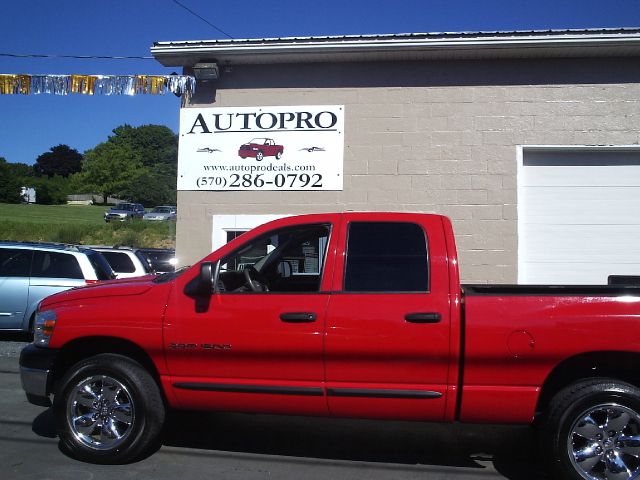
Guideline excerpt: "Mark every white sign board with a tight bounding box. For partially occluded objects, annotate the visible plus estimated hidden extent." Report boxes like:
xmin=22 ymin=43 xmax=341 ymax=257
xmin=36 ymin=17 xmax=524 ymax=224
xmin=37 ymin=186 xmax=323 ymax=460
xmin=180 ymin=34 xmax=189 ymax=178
xmin=178 ymin=105 xmax=344 ymax=191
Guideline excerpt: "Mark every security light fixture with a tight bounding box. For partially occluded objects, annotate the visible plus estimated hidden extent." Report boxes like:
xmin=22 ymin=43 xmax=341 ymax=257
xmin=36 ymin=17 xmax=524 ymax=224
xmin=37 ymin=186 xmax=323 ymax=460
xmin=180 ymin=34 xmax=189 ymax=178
xmin=193 ymin=62 xmax=220 ymax=81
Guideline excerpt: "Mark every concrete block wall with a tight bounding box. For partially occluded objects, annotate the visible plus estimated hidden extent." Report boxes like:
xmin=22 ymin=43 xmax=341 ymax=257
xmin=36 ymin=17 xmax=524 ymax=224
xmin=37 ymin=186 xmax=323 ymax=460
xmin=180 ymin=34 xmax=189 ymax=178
xmin=177 ymin=60 xmax=640 ymax=283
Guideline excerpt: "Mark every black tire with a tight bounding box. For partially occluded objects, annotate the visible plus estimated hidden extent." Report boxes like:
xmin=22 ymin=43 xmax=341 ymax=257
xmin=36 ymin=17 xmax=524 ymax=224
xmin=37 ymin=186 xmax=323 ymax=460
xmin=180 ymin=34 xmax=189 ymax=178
xmin=256 ymin=150 xmax=264 ymax=161
xmin=54 ymin=354 xmax=165 ymax=464
xmin=275 ymin=151 xmax=282 ymax=160
xmin=541 ymin=378 xmax=640 ymax=480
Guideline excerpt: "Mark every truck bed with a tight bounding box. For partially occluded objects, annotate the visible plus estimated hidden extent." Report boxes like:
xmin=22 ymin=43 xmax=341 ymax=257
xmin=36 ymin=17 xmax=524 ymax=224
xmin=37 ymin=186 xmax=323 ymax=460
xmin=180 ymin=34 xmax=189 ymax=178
xmin=463 ymin=284 xmax=640 ymax=296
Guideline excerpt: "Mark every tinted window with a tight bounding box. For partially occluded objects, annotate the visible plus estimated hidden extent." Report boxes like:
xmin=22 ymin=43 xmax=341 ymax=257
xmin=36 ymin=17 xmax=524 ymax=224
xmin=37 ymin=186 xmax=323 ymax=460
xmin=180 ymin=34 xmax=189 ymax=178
xmin=344 ymin=222 xmax=428 ymax=292
xmin=134 ymin=251 xmax=154 ymax=273
xmin=100 ymin=251 xmax=136 ymax=273
xmin=0 ymin=248 xmax=32 ymax=277
xmin=87 ymin=251 xmax=116 ymax=280
xmin=32 ymin=251 xmax=83 ymax=279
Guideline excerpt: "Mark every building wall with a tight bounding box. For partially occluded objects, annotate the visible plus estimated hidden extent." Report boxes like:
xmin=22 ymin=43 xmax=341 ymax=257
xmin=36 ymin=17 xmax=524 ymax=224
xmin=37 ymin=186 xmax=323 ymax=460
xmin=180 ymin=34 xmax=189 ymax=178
xmin=178 ymin=58 xmax=640 ymax=283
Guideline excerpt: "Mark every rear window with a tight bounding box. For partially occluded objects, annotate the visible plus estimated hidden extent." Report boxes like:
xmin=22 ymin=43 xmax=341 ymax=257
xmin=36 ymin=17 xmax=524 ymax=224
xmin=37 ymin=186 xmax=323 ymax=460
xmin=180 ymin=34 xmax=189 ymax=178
xmin=344 ymin=222 xmax=429 ymax=292
xmin=0 ymin=248 xmax=32 ymax=277
xmin=32 ymin=251 xmax=83 ymax=279
xmin=86 ymin=251 xmax=116 ymax=280
xmin=100 ymin=251 xmax=136 ymax=273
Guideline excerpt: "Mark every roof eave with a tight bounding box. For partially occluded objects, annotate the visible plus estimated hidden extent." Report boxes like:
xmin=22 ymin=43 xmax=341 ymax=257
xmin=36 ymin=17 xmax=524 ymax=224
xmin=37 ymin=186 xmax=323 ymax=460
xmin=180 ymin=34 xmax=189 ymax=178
xmin=151 ymin=32 xmax=640 ymax=67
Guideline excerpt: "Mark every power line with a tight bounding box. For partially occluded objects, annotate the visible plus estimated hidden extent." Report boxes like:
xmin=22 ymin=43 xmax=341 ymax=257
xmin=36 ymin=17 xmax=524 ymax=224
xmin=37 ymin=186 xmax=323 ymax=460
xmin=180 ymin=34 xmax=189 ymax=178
xmin=171 ymin=0 xmax=234 ymax=39
xmin=0 ymin=53 xmax=154 ymax=60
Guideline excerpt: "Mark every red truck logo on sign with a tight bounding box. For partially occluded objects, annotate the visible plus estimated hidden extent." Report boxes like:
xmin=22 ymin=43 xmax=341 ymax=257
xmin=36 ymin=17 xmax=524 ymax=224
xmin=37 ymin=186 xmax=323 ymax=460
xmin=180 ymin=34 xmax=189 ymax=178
xmin=238 ymin=138 xmax=284 ymax=161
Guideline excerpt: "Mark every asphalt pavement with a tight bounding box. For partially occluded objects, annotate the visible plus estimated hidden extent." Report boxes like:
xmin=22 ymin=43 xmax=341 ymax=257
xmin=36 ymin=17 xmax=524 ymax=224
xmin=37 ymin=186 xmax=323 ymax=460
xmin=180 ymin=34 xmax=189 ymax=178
xmin=0 ymin=336 xmax=549 ymax=480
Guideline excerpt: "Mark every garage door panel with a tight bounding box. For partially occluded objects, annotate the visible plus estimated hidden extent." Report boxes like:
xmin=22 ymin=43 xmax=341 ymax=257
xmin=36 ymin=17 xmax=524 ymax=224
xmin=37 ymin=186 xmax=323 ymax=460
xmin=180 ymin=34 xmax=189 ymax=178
xmin=524 ymin=224 xmax=640 ymax=263
xmin=523 ymin=186 xmax=640 ymax=225
xmin=522 ymin=166 xmax=640 ymax=187
xmin=522 ymin=262 xmax=640 ymax=285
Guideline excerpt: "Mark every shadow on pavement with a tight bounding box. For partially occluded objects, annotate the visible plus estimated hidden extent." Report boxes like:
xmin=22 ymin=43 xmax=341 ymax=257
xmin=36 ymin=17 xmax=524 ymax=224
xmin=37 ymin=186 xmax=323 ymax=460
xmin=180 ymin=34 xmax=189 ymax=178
xmin=161 ymin=411 xmax=549 ymax=480
xmin=32 ymin=409 xmax=57 ymax=438
xmin=30 ymin=407 xmax=548 ymax=477
xmin=0 ymin=331 xmax=31 ymax=343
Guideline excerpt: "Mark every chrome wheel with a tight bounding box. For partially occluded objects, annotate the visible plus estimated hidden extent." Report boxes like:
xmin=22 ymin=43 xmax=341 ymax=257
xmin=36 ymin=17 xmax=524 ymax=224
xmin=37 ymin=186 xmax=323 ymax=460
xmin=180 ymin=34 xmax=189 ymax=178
xmin=67 ymin=375 xmax=135 ymax=450
xmin=568 ymin=403 xmax=640 ymax=480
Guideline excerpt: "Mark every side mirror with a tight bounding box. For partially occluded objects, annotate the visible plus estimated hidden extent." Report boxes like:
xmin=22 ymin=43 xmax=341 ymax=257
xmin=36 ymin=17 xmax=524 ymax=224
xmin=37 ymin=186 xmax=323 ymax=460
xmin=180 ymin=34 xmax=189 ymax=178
xmin=277 ymin=261 xmax=292 ymax=278
xmin=184 ymin=261 xmax=215 ymax=296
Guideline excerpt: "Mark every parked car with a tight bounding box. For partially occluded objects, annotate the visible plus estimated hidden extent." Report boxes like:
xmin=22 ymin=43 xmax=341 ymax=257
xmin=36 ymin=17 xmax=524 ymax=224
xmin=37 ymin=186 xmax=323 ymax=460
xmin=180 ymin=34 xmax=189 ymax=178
xmin=143 ymin=206 xmax=177 ymax=222
xmin=19 ymin=212 xmax=640 ymax=480
xmin=91 ymin=246 xmax=153 ymax=278
xmin=136 ymin=248 xmax=176 ymax=273
xmin=238 ymin=138 xmax=284 ymax=161
xmin=103 ymin=203 xmax=145 ymax=222
xmin=0 ymin=241 xmax=115 ymax=333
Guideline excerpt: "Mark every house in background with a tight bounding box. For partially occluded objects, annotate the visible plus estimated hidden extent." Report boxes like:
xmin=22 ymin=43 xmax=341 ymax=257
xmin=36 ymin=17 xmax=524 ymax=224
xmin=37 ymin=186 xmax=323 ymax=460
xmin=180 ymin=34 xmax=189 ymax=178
xmin=20 ymin=187 xmax=36 ymax=204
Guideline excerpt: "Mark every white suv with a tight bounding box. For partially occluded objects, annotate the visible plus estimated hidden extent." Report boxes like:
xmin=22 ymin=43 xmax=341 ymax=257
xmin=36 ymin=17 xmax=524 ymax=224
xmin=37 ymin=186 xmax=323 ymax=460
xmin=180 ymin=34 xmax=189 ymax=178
xmin=91 ymin=246 xmax=153 ymax=279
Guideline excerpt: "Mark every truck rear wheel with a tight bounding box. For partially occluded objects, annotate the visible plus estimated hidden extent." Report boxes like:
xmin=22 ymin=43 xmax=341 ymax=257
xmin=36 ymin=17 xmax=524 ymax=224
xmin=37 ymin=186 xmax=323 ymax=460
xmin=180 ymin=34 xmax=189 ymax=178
xmin=541 ymin=378 xmax=640 ymax=480
xmin=54 ymin=354 xmax=165 ymax=464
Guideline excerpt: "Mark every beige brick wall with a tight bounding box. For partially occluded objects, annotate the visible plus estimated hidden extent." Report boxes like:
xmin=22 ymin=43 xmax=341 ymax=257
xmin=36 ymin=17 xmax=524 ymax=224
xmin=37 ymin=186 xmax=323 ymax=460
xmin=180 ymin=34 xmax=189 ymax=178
xmin=177 ymin=61 xmax=640 ymax=283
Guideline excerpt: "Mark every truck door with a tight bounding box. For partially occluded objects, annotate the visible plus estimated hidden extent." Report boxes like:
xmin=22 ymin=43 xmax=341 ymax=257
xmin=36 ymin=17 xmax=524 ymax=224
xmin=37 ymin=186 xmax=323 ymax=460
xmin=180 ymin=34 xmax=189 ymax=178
xmin=164 ymin=218 xmax=339 ymax=416
xmin=325 ymin=214 xmax=452 ymax=421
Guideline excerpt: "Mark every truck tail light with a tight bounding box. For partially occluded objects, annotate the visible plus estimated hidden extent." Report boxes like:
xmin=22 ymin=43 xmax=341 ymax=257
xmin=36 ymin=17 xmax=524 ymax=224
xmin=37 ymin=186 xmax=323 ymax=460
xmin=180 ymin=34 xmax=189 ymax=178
xmin=85 ymin=279 xmax=99 ymax=284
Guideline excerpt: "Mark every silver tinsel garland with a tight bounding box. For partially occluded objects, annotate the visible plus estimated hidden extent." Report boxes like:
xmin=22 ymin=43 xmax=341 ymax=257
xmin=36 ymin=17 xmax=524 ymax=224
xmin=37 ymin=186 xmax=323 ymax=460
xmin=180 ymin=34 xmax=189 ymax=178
xmin=0 ymin=74 xmax=195 ymax=96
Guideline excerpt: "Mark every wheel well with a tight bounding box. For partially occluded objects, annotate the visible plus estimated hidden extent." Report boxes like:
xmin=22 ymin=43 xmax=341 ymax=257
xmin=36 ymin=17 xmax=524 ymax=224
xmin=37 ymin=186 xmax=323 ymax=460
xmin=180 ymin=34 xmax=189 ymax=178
xmin=53 ymin=337 xmax=163 ymax=396
xmin=536 ymin=351 xmax=640 ymax=416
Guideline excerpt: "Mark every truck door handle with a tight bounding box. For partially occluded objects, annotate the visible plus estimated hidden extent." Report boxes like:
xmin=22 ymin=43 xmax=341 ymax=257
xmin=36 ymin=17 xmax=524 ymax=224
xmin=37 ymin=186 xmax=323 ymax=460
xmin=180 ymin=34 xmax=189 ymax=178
xmin=405 ymin=312 xmax=441 ymax=323
xmin=280 ymin=312 xmax=317 ymax=323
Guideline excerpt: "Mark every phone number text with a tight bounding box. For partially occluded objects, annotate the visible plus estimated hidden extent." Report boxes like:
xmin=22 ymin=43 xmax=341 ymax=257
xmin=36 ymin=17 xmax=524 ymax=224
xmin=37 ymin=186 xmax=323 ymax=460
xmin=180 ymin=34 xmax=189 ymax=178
xmin=196 ymin=173 xmax=324 ymax=190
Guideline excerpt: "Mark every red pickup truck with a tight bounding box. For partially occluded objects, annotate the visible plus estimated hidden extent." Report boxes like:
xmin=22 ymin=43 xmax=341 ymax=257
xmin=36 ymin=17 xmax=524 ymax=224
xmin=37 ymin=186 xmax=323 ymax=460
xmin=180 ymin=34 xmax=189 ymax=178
xmin=238 ymin=138 xmax=284 ymax=161
xmin=20 ymin=212 xmax=640 ymax=479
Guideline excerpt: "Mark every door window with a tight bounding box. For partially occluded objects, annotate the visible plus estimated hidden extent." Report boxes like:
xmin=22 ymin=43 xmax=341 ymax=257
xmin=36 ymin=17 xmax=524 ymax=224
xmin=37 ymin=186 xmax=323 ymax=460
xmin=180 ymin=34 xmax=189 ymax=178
xmin=32 ymin=251 xmax=83 ymax=279
xmin=219 ymin=224 xmax=330 ymax=293
xmin=344 ymin=222 xmax=429 ymax=292
xmin=0 ymin=248 xmax=32 ymax=277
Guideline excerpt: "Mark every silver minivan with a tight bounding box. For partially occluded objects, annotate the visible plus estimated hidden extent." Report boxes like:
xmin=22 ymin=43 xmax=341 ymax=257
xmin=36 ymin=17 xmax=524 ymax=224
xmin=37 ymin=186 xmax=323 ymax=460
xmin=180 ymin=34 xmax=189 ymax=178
xmin=0 ymin=242 xmax=115 ymax=333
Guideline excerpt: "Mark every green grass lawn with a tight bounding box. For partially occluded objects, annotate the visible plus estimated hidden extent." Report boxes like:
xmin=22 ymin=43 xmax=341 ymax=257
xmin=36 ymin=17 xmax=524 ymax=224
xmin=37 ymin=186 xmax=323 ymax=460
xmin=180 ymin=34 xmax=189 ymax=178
xmin=0 ymin=203 xmax=175 ymax=248
xmin=0 ymin=203 xmax=109 ymax=225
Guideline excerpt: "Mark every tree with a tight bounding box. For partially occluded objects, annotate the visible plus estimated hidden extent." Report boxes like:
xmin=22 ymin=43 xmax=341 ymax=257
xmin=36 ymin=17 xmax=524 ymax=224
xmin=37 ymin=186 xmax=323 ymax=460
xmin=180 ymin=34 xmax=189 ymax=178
xmin=109 ymin=125 xmax=177 ymax=174
xmin=79 ymin=141 xmax=143 ymax=204
xmin=31 ymin=175 xmax=69 ymax=205
xmin=0 ymin=157 xmax=23 ymax=203
xmin=34 ymin=144 xmax=83 ymax=178
xmin=80 ymin=125 xmax=178 ymax=205
xmin=7 ymin=162 xmax=34 ymax=183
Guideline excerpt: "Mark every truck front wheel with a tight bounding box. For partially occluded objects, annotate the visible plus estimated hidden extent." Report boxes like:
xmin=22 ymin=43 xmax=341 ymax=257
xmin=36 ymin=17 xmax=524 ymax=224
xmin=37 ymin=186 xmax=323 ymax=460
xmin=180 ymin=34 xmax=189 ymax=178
xmin=54 ymin=354 xmax=165 ymax=464
xmin=542 ymin=378 xmax=640 ymax=480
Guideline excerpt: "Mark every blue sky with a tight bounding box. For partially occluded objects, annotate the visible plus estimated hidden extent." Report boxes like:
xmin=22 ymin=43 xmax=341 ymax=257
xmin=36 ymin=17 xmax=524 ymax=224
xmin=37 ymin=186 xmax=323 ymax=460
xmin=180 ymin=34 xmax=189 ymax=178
xmin=1 ymin=0 xmax=639 ymax=165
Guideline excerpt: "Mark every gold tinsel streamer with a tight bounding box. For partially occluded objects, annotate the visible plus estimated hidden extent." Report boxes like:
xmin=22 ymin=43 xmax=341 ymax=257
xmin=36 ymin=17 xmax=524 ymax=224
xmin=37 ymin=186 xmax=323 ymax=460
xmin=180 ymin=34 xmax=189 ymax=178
xmin=0 ymin=74 xmax=195 ymax=96
xmin=0 ymin=75 xmax=17 ymax=94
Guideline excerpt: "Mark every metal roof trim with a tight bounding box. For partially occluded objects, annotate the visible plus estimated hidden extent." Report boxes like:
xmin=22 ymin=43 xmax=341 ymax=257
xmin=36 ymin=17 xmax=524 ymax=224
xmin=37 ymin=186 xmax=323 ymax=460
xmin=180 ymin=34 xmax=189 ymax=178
xmin=151 ymin=29 xmax=640 ymax=66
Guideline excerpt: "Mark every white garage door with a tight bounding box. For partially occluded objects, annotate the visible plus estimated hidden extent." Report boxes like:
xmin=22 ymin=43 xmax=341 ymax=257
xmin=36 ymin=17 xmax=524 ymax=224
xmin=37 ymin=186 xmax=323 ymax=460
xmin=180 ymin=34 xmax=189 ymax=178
xmin=518 ymin=148 xmax=640 ymax=285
